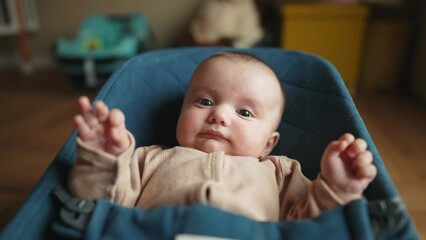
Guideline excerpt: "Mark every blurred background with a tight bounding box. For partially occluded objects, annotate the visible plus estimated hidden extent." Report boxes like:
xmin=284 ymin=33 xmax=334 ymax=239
xmin=0 ymin=0 xmax=425 ymax=237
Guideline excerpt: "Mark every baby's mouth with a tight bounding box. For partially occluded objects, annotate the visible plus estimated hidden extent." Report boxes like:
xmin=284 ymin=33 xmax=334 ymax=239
xmin=198 ymin=129 xmax=227 ymax=141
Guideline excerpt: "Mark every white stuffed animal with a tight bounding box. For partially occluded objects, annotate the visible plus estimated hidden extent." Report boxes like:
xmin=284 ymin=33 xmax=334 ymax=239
xmin=190 ymin=0 xmax=264 ymax=48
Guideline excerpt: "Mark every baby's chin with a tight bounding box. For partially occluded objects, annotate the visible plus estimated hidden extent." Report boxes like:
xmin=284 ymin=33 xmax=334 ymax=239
xmin=197 ymin=145 xmax=228 ymax=155
xmin=181 ymin=139 xmax=261 ymax=157
xmin=192 ymin=140 xmax=231 ymax=155
xmin=193 ymin=142 xmax=259 ymax=157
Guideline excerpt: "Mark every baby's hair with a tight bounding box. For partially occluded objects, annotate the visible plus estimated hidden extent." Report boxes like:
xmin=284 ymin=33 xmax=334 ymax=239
xmin=203 ymin=51 xmax=286 ymax=130
xmin=216 ymin=50 xmax=270 ymax=66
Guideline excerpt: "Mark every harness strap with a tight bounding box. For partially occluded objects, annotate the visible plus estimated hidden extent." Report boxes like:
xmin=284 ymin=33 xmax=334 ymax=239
xmin=368 ymin=197 xmax=408 ymax=236
xmin=52 ymin=185 xmax=95 ymax=231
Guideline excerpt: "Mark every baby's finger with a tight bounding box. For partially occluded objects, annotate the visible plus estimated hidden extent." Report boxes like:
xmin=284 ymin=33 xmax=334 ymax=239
xmin=339 ymin=133 xmax=355 ymax=143
xmin=74 ymin=115 xmax=93 ymax=139
xmin=108 ymin=110 xmax=128 ymax=148
xmin=334 ymin=133 xmax=355 ymax=155
xmin=110 ymin=127 xmax=128 ymax=148
xmin=73 ymin=114 xmax=84 ymax=128
xmin=78 ymin=96 xmax=92 ymax=113
xmin=323 ymin=141 xmax=345 ymax=162
xmin=346 ymin=138 xmax=367 ymax=158
xmin=94 ymin=101 xmax=110 ymax=123
xmin=356 ymin=164 xmax=377 ymax=179
xmin=78 ymin=97 xmax=100 ymax=128
xmin=108 ymin=109 xmax=125 ymax=127
xmin=352 ymin=150 xmax=373 ymax=169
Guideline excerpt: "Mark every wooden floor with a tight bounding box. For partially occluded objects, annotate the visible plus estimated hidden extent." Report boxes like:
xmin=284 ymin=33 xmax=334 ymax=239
xmin=0 ymin=69 xmax=97 ymax=231
xmin=0 ymin=68 xmax=425 ymax=238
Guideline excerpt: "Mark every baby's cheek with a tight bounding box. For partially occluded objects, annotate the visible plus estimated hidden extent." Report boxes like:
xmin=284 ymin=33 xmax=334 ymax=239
xmin=232 ymin=138 xmax=263 ymax=157
xmin=175 ymin=125 xmax=186 ymax=146
xmin=177 ymin=122 xmax=197 ymax=147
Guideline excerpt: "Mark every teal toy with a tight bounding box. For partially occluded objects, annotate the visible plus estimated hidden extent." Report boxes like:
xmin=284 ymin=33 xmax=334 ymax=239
xmin=54 ymin=12 xmax=154 ymax=89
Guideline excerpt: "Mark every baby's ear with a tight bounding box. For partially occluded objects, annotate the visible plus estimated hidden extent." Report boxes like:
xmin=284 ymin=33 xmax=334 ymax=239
xmin=262 ymin=131 xmax=280 ymax=157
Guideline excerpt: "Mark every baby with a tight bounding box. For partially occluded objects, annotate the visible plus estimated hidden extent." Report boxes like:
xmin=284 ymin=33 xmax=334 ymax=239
xmin=69 ymin=51 xmax=377 ymax=221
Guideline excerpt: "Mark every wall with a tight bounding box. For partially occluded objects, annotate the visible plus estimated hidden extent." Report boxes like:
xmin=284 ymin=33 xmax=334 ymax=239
xmin=0 ymin=0 xmax=202 ymax=69
xmin=408 ymin=0 xmax=426 ymax=102
xmin=359 ymin=20 xmax=411 ymax=92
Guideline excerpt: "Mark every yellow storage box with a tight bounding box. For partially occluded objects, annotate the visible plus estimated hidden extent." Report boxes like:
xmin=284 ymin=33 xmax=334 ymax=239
xmin=281 ymin=4 xmax=369 ymax=93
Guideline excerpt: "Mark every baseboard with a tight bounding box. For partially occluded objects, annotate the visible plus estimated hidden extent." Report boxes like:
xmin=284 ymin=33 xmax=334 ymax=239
xmin=0 ymin=53 xmax=55 ymax=73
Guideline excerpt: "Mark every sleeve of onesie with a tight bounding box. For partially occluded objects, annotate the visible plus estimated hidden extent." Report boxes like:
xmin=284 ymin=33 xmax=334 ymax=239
xmin=276 ymin=157 xmax=345 ymax=220
xmin=68 ymin=131 xmax=155 ymax=207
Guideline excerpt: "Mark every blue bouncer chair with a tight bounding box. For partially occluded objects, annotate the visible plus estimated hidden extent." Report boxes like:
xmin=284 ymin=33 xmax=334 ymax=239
xmin=1 ymin=47 xmax=419 ymax=239
xmin=54 ymin=12 xmax=154 ymax=89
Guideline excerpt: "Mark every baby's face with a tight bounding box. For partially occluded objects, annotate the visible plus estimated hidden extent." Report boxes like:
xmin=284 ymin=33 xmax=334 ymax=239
xmin=176 ymin=56 xmax=283 ymax=158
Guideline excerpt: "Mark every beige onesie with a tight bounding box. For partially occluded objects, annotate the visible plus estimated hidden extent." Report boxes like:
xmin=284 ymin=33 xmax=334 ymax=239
xmin=69 ymin=132 xmax=344 ymax=221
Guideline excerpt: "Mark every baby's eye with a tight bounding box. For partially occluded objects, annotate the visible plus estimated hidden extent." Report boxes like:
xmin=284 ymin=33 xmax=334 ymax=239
xmin=197 ymin=98 xmax=213 ymax=106
xmin=238 ymin=109 xmax=253 ymax=117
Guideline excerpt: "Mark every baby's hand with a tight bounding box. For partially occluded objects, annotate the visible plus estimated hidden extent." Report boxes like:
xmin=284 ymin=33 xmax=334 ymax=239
xmin=320 ymin=133 xmax=377 ymax=203
xmin=74 ymin=96 xmax=130 ymax=156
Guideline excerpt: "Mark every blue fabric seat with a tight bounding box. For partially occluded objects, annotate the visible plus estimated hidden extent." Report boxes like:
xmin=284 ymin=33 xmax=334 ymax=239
xmin=1 ymin=47 xmax=419 ymax=239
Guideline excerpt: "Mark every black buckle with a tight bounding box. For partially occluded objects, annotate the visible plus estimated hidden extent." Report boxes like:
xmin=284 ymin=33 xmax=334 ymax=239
xmin=368 ymin=197 xmax=408 ymax=236
xmin=52 ymin=185 xmax=95 ymax=231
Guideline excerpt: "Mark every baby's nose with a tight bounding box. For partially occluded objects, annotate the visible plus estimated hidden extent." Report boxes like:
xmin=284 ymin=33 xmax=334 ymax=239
xmin=209 ymin=106 xmax=232 ymax=126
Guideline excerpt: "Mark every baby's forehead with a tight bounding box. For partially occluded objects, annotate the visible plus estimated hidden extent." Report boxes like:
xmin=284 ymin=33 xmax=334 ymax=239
xmin=200 ymin=54 xmax=276 ymax=80
xmin=195 ymin=57 xmax=275 ymax=84
xmin=213 ymin=54 xmax=283 ymax=89
xmin=195 ymin=57 xmax=283 ymax=94
xmin=195 ymin=53 xmax=282 ymax=89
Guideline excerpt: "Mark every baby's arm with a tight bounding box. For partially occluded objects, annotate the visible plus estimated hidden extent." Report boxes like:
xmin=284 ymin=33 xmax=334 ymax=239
xmin=320 ymin=133 xmax=377 ymax=203
xmin=70 ymin=96 xmax=141 ymax=206
xmin=74 ymin=96 xmax=130 ymax=156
